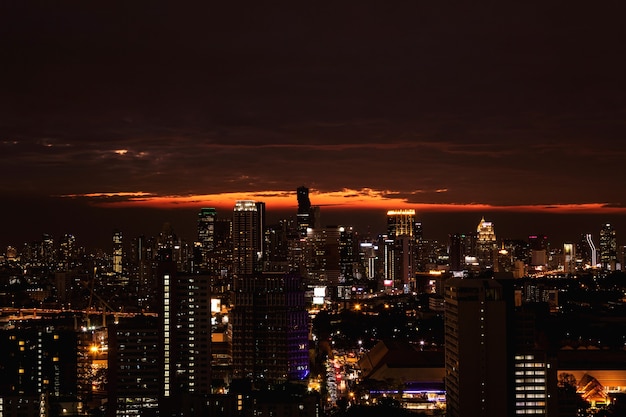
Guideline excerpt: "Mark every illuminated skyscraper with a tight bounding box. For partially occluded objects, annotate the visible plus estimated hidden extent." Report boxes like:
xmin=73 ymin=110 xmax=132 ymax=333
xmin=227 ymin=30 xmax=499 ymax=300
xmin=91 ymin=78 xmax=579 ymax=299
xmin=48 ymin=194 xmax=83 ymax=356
xmin=476 ymin=217 xmax=497 ymax=269
xmin=600 ymin=223 xmax=618 ymax=270
xmin=579 ymin=233 xmax=597 ymax=267
xmin=113 ymin=230 xmax=123 ymax=275
xmin=59 ymin=233 xmax=77 ymax=264
xmin=563 ymin=243 xmax=576 ymax=273
xmin=232 ymin=200 xmax=265 ymax=275
xmin=385 ymin=210 xmax=418 ymax=291
xmin=387 ymin=209 xmax=418 ymax=238
xmin=197 ymin=208 xmax=217 ymax=270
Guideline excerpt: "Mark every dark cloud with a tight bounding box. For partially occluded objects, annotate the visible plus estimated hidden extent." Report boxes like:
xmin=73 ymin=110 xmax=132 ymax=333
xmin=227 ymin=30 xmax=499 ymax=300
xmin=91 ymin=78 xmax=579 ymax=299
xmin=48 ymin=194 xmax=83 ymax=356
xmin=1 ymin=1 xmax=626 ymax=248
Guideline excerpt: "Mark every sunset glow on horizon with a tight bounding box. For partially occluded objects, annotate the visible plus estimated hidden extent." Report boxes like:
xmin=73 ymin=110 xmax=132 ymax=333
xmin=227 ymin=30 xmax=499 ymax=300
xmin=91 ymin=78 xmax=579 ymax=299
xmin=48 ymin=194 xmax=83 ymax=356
xmin=63 ymin=189 xmax=626 ymax=215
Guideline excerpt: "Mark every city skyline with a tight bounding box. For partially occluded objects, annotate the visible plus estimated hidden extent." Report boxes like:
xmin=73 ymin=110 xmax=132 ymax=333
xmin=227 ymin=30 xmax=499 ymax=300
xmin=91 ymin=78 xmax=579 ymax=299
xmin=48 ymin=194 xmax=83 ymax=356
xmin=2 ymin=3 xmax=626 ymax=249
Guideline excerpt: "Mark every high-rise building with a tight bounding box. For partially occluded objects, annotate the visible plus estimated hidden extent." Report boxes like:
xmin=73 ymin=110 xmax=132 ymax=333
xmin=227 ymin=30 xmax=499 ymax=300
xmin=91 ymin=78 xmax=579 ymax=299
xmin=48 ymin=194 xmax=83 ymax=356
xmin=113 ymin=230 xmax=123 ymax=275
xmin=59 ymin=233 xmax=77 ymax=266
xmin=232 ymin=200 xmax=265 ymax=275
xmin=476 ymin=217 xmax=497 ymax=269
xmin=0 ymin=322 xmax=78 ymax=416
xmin=448 ymin=233 xmax=475 ymax=272
xmin=304 ymin=226 xmax=342 ymax=287
xmin=339 ymin=226 xmax=356 ymax=283
xmin=197 ymin=208 xmax=217 ymax=270
xmin=600 ymin=223 xmax=618 ymax=270
xmin=386 ymin=209 xmax=418 ymax=238
xmin=264 ymin=219 xmax=296 ymax=273
xmin=563 ymin=243 xmax=576 ymax=273
xmin=231 ymin=272 xmax=309 ymax=384
xmin=578 ymin=233 xmax=598 ymax=267
xmin=385 ymin=210 xmax=419 ymax=291
xmin=155 ymin=249 xmax=212 ymax=414
xmin=108 ymin=315 xmax=160 ymax=416
xmin=296 ymin=186 xmax=313 ymax=237
xmin=444 ymin=277 xmax=509 ymax=417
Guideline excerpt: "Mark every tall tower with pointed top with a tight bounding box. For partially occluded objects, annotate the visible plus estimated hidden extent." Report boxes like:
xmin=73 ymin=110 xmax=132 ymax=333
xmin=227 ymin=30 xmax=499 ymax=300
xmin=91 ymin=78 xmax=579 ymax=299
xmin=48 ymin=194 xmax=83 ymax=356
xmin=476 ymin=217 xmax=497 ymax=269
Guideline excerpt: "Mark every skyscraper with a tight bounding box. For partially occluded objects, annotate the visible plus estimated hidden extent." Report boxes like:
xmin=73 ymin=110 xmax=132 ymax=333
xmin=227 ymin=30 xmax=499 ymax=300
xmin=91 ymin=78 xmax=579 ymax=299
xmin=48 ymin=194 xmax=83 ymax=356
xmin=197 ymin=208 xmax=217 ymax=270
xmin=231 ymin=272 xmax=309 ymax=383
xmin=156 ymin=249 xmax=212 ymax=414
xmin=600 ymin=223 xmax=618 ymax=270
xmin=444 ymin=277 xmax=509 ymax=417
xmin=108 ymin=315 xmax=160 ymax=416
xmin=232 ymin=200 xmax=265 ymax=275
xmin=386 ymin=209 xmax=417 ymax=238
xmin=385 ymin=210 xmax=418 ymax=291
xmin=113 ymin=230 xmax=123 ymax=275
xmin=579 ymin=233 xmax=598 ymax=267
xmin=296 ymin=186 xmax=312 ymax=237
xmin=476 ymin=217 xmax=497 ymax=269
xmin=449 ymin=233 xmax=472 ymax=272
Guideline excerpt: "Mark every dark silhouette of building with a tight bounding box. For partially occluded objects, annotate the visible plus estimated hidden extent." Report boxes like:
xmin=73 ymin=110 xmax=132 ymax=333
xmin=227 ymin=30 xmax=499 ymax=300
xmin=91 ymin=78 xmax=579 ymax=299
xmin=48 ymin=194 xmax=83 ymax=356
xmin=444 ymin=277 xmax=509 ymax=416
xmin=107 ymin=315 xmax=160 ymax=416
xmin=297 ymin=186 xmax=313 ymax=237
xmin=0 ymin=321 xmax=78 ymax=416
xmin=231 ymin=272 xmax=309 ymax=384
xmin=108 ymin=251 xmax=214 ymax=417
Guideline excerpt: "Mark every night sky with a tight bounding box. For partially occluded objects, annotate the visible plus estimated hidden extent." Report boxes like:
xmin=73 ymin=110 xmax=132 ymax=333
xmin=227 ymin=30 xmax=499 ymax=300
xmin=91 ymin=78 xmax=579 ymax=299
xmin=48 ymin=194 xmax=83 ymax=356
xmin=1 ymin=2 xmax=626 ymax=250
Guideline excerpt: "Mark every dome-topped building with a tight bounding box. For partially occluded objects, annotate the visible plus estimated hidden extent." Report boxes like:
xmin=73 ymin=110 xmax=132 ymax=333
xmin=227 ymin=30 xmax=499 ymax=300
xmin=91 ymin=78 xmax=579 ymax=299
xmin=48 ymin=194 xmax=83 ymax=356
xmin=476 ymin=217 xmax=497 ymax=269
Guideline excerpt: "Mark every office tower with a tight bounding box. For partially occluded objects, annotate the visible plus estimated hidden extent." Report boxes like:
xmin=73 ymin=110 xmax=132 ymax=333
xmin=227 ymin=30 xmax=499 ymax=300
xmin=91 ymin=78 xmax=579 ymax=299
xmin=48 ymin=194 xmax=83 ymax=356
xmin=578 ymin=233 xmax=598 ymax=267
xmin=444 ymin=277 xmax=509 ymax=417
xmin=231 ymin=272 xmax=309 ymax=384
xmin=600 ymin=223 xmax=618 ymax=270
xmin=339 ymin=226 xmax=356 ymax=282
xmin=113 ymin=230 xmax=123 ymax=275
xmin=385 ymin=210 xmax=419 ymax=291
xmin=383 ymin=235 xmax=415 ymax=292
xmin=305 ymin=226 xmax=342 ymax=287
xmin=197 ymin=208 xmax=217 ymax=270
xmin=212 ymin=218 xmax=233 ymax=275
xmin=264 ymin=219 xmax=294 ymax=272
xmin=232 ymin=200 xmax=265 ymax=275
xmin=476 ymin=217 xmax=497 ymax=269
xmin=387 ymin=209 xmax=417 ymax=238
xmin=42 ymin=233 xmax=54 ymax=263
xmin=297 ymin=186 xmax=313 ymax=237
xmin=59 ymin=233 xmax=77 ymax=265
